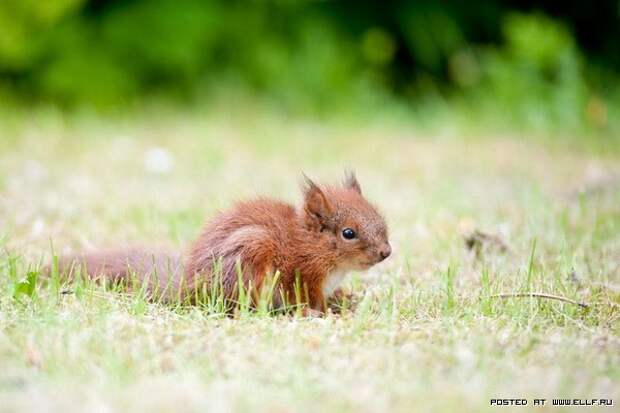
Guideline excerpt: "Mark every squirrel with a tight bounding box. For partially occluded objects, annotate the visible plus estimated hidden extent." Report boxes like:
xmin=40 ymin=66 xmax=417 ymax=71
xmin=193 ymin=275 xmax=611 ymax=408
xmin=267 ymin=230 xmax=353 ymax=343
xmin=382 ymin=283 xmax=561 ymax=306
xmin=58 ymin=172 xmax=391 ymax=314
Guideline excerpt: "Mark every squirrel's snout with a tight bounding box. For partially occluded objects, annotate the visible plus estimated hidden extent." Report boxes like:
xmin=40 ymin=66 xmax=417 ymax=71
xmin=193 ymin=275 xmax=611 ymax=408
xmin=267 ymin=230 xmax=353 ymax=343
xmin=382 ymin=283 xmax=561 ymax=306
xmin=378 ymin=244 xmax=392 ymax=261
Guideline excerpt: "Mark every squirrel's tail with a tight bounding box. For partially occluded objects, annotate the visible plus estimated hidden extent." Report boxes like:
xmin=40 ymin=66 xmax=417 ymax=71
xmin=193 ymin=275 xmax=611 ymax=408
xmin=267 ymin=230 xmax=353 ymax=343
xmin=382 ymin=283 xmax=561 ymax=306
xmin=54 ymin=247 xmax=189 ymax=301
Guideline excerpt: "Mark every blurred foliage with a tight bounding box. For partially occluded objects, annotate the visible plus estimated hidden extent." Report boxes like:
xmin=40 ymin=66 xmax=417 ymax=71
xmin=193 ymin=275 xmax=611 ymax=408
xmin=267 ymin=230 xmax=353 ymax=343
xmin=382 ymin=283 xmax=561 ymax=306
xmin=0 ymin=0 xmax=618 ymax=133
xmin=454 ymin=14 xmax=588 ymax=132
xmin=0 ymin=0 xmax=85 ymax=69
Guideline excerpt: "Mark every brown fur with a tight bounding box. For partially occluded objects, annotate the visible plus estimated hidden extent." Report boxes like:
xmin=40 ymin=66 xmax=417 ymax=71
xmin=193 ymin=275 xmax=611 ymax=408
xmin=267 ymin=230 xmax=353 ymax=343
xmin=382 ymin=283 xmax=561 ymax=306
xmin=58 ymin=247 xmax=185 ymax=300
xmin=60 ymin=172 xmax=391 ymax=312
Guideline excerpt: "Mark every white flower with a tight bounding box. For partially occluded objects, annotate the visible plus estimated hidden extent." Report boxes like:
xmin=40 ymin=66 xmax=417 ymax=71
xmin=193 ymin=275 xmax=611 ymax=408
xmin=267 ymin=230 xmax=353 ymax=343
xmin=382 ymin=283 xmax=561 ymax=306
xmin=144 ymin=147 xmax=174 ymax=175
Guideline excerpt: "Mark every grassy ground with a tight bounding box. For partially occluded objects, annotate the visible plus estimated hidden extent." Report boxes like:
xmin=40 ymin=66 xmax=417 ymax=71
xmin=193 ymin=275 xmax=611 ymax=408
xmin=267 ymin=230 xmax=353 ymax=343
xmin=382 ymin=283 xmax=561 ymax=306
xmin=0 ymin=107 xmax=619 ymax=412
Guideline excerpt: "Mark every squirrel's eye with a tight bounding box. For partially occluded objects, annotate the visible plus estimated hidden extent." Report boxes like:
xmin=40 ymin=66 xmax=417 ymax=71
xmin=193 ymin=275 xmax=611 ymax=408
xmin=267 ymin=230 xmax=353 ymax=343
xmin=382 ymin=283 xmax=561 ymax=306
xmin=342 ymin=228 xmax=356 ymax=240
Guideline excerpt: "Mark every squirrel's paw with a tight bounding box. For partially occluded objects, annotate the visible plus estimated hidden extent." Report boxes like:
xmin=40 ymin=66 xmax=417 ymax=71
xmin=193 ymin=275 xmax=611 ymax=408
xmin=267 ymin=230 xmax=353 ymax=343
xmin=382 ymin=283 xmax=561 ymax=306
xmin=301 ymin=307 xmax=325 ymax=318
xmin=327 ymin=288 xmax=356 ymax=314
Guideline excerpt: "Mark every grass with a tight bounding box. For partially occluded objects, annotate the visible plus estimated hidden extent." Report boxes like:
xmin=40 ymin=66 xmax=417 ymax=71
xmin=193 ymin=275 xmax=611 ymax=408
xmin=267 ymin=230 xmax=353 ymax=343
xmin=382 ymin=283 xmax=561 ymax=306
xmin=0 ymin=106 xmax=619 ymax=412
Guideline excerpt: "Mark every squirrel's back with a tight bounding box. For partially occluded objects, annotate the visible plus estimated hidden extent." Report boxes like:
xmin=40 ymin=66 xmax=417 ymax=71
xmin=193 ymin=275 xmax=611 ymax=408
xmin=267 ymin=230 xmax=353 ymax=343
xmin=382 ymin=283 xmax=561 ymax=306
xmin=186 ymin=198 xmax=297 ymax=297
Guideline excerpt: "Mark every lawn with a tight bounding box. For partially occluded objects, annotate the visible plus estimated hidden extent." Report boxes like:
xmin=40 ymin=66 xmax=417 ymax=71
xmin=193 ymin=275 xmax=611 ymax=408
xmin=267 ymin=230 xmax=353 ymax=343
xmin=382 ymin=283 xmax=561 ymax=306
xmin=0 ymin=107 xmax=619 ymax=412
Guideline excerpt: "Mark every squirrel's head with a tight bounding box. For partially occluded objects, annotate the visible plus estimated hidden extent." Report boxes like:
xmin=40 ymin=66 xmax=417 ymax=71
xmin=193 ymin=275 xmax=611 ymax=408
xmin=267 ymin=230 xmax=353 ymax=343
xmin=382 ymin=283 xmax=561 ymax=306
xmin=301 ymin=171 xmax=391 ymax=269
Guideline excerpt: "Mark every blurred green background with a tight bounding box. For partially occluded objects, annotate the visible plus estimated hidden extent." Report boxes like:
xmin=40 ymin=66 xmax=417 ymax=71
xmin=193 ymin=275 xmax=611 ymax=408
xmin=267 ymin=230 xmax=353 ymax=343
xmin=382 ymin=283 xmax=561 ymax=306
xmin=0 ymin=0 xmax=618 ymax=137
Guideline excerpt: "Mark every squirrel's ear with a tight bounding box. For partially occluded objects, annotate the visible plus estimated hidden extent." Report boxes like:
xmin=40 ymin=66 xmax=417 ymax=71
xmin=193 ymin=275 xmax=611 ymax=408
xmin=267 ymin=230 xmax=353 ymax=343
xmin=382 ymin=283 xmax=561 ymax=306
xmin=302 ymin=174 xmax=332 ymax=226
xmin=344 ymin=170 xmax=362 ymax=194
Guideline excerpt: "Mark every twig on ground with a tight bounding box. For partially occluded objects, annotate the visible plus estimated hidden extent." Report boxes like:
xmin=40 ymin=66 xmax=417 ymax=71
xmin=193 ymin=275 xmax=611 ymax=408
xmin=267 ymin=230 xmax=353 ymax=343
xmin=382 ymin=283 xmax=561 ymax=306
xmin=489 ymin=292 xmax=589 ymax=308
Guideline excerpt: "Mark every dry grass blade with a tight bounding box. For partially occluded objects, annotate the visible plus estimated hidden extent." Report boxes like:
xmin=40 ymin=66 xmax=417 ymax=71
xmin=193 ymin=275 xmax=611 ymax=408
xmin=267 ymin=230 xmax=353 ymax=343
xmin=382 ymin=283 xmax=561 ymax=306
xmin=490 ymin=292 xmax=590 ymax=308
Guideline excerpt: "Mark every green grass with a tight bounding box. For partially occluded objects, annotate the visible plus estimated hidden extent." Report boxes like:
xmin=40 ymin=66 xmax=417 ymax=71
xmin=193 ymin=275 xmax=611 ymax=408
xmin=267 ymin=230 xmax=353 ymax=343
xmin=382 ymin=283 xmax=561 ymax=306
xmin=0 ymin=107 xmax=619 ymax=412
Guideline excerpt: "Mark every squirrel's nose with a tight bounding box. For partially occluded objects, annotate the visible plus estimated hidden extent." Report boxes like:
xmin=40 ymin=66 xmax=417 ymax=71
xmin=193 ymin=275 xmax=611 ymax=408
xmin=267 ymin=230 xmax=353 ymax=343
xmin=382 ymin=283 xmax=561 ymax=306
xmin=379 ymin=244 xmax=392 ymax=261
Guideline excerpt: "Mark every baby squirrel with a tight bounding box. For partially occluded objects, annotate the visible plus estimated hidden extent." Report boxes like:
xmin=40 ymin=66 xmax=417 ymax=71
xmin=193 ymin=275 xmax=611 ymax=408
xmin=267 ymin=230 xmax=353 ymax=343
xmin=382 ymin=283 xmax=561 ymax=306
xmin=60 ymin=172 xmax=391 ymax=313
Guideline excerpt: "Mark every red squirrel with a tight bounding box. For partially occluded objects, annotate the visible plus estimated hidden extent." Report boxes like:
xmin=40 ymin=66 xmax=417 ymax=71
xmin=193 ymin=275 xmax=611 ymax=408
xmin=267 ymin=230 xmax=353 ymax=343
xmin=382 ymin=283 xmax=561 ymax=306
xmin=59 ymin=172 xmax=391 ymax=313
